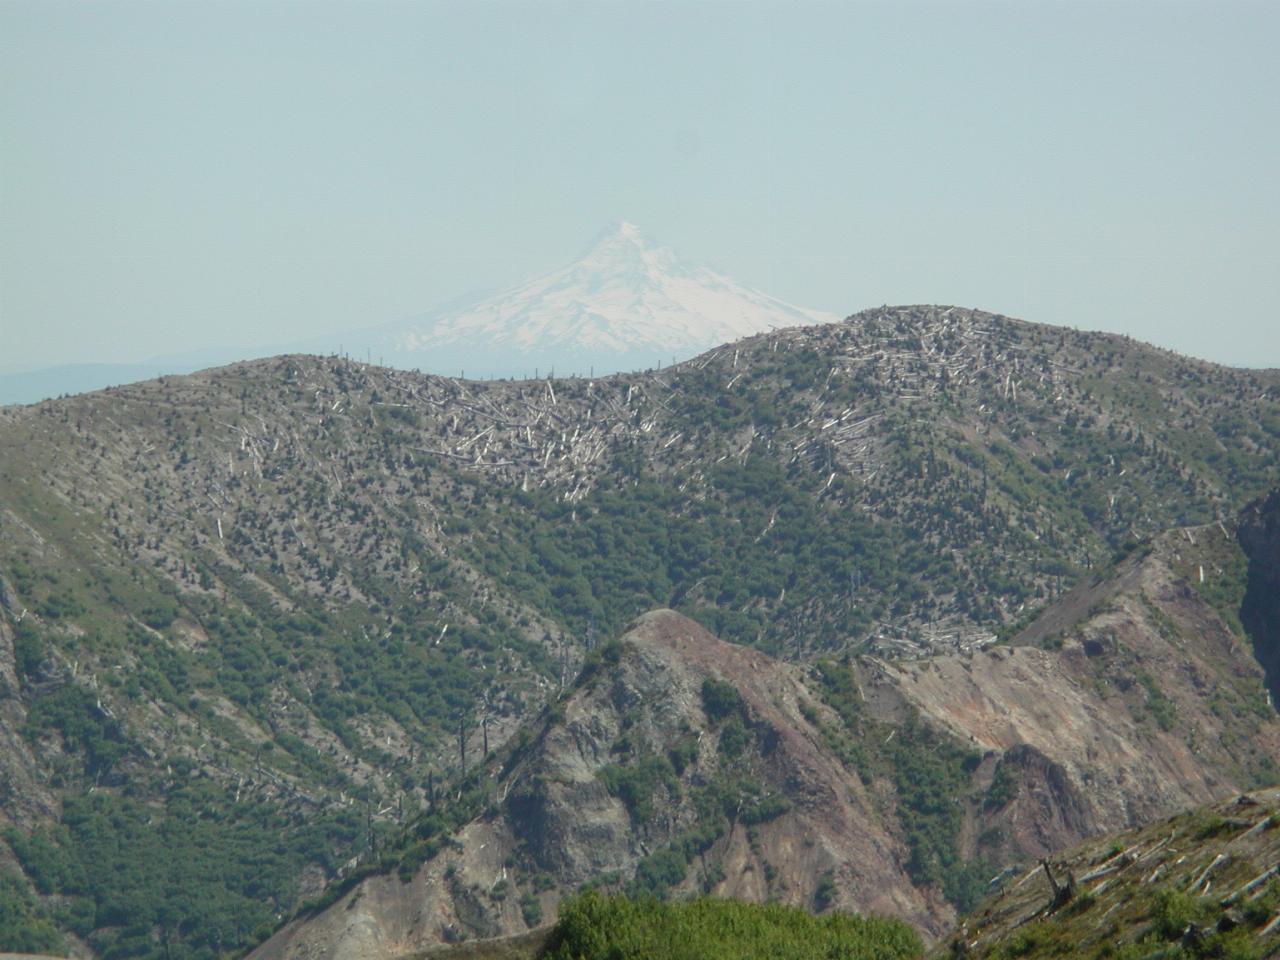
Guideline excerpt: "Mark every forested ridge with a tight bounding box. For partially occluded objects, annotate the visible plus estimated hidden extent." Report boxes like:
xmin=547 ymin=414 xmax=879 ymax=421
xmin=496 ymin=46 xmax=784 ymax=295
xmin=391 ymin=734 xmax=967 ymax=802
xmin=1 ymin=306 xmax=1278 ymax=958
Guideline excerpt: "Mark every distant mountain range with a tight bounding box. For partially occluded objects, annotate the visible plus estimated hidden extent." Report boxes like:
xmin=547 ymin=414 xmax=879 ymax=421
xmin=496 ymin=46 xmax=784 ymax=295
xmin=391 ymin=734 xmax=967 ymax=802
xmin=0 ymin=223 xmax=836 ymax=404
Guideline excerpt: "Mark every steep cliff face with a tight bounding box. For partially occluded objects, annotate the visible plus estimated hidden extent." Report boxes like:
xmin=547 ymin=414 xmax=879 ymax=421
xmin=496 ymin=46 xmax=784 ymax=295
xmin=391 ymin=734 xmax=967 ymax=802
xmin=251 ymin=556 xmax=1280 ymax=960
xmin=1240 ymin=489 xmax=1280 ymax=706
xmin=883 ymin=520 xmax=1279 ymax=868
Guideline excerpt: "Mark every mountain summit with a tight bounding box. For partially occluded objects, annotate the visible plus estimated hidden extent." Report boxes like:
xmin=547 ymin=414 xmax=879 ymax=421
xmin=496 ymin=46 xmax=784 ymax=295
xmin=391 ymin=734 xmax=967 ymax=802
xmin=355 ymin=222 xmax=839 ymax=377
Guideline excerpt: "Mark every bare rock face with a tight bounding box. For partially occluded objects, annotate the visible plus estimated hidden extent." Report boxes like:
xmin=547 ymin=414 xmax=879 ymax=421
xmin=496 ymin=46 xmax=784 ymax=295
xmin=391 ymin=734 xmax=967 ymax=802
xmin=977 ymin=744 xmax=1092 ymax=859
xmin=885 ymin=520 xmax=1280 ymax=863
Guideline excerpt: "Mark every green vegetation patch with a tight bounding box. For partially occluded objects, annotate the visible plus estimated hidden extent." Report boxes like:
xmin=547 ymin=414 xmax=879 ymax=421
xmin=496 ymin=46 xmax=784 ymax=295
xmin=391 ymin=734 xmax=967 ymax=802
xmin=598 ymin=753 xmax=680 ymax=825
xmin=700 ymin=676 xmax=743 ymax=725
xmin=0 ymin=869 xmax=66 ymax=955
xmin=466 ymin=455 xmax=946 ymax=656
xmin=544 ymin=891 xmax=923 ymax=960
xmin=1137 ymin=671 xmax=1178 ymax=732
xmin=812 ymin=659 xmax=992 ymax=913
xmin=5 ymin=780 xmax=361 ymax=960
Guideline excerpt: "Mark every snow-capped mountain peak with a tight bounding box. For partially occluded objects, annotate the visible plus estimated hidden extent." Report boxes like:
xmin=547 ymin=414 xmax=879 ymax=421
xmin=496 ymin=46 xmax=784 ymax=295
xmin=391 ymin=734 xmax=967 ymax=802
xmin=578 ymin=220 xmax=683 ymax=274
xmin=366 ymin=223 xmax=840 ymax=377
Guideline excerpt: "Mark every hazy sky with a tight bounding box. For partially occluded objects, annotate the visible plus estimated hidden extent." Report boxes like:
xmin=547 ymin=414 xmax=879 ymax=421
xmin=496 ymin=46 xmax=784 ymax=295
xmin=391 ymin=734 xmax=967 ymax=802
xmin=3 ymin=0 xmax=1278 ymax=370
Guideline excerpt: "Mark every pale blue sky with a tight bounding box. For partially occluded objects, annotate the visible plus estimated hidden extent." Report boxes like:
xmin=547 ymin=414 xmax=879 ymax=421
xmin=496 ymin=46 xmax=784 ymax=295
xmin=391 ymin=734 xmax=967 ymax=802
xmin=2 ymin=0 xmax=1278 ymax=370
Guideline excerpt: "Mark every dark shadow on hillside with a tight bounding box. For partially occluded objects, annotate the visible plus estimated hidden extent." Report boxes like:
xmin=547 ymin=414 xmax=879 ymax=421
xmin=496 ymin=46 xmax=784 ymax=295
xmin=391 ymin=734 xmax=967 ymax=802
xmin=1239 ymin=490 xmax=1280 ymax=708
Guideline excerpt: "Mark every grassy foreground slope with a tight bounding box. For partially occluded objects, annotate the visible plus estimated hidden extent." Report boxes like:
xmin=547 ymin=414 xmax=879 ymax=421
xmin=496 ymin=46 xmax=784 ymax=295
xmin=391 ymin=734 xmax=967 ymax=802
xmin=542 ymin=894 xmax=922 ymax=960
xmin=409 ymin=894 xmax=922 ymax=960
xmin=937 ymin=787 xmax=1280 ymax=959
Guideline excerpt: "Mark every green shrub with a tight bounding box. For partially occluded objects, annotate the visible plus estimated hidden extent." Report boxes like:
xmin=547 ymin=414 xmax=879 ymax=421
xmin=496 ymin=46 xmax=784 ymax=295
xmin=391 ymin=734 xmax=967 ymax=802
xmin=1150 ymin=888 xmax=1209 ymax=940
xmin=813 ymin=871 xmax=837 ymax=912
xmin=23 ymin=684 xmax=129 ymax=776
xmin=629 ymin=850 xmax=689 ymax=898
xmin=0 ymin=871 xmax=65 ymax=955
xmin=544 ymin=891 xmax=923 ymax=960
xmin=667 ymin=735 xmax=699 ymax=774
xmin=597 ymin=754 xmax=679 ymax=824
xmin=12 ymin=621 xmax=46 ymax=682
xmin=701 ymin=677 xmax=743 ymax=725
xmin=520 ymin=891 xmax=542 ymax=927
xmin=1138 ymin=672 xmax=1177 ymax=732
xmin=718 ymin=717 xmax=749 ymax=758
xmin=984 ymin=757 xmax=1020 ymax=810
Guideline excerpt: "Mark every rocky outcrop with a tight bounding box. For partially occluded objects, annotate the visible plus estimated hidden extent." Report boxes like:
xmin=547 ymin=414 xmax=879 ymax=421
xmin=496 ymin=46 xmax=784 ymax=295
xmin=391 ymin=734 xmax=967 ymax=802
xmin=250 ymin=611 xmax=949 ymax=960
xmin=977 ymin=744 xmax=1092 ymax=862
xmin=886 ymin=521 xmax=1279 ymax=859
